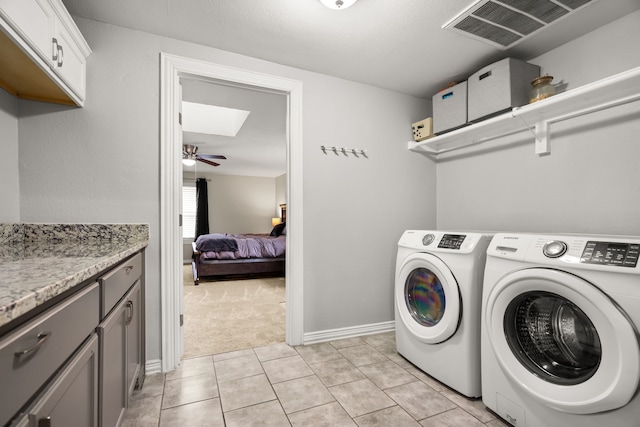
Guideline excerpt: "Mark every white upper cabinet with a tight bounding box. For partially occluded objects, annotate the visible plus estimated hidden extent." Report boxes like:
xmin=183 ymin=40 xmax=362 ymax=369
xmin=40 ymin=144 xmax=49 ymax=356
xmin=0 ymin=0 xmax=91 ymax=106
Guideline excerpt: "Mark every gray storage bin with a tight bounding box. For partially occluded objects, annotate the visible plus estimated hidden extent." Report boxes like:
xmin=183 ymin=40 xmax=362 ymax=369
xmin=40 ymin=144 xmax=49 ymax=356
xmin=433 ymin=81 xmax=468 ymax=135
xmin=468 ymin=58 xmax=540 ymax=122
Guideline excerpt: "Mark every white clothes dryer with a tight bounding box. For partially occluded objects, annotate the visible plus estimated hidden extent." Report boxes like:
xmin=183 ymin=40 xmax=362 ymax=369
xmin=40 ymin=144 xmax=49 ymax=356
xmin=481 ymin=233 xmax=640 ymax=427
xmin=395 ymin=230 xmax=493 ymax=397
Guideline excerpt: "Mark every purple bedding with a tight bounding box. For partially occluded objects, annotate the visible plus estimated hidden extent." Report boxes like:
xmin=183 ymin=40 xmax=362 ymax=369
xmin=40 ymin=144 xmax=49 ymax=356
xmin=196 ymin=233 xmax=286 ymax=260
xmin=195 ymin=233 xmax=238 ymax=252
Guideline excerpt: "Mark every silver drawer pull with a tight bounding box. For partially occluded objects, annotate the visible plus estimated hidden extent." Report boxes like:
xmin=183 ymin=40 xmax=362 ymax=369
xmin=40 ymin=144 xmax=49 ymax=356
xmin=125 ymin=266 xmax=134 ymax=274
xmin=39 ymin=417 xmax=52 ymax=427
xmin=51 ymin=37 xmax=59 ymax=61
xmin=15 ymin=332 xmax=51 ymax=359
xmin=125 ymin=301 xmax=134 ymax=324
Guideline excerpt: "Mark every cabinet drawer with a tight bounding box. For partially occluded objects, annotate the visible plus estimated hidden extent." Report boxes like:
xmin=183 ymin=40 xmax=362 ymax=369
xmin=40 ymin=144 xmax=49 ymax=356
xmin=100 ymin=253 xmax=142 ymax=319
xmin=0 ymin=282 xmax=99 ymax=427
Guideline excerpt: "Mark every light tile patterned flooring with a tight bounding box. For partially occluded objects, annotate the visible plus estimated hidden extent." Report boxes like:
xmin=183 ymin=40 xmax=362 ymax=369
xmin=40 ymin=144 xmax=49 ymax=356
xmin=122 ymin=332 xmax=509 ymax=426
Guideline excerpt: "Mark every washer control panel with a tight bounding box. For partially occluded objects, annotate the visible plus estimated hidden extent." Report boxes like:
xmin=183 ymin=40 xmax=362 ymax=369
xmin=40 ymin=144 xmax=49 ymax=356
xmin=580 ymin=241 xmax=640 ymax=268
xmin=422 ymin=234 xmax=435 ymax=246
xmin=437 ymin=234 xmax=466 ymax=250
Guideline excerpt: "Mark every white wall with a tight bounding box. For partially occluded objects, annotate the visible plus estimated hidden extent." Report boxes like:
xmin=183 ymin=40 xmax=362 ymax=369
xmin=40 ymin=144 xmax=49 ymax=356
xmin=0 ymin=89 xmax=20 ymax=222
xmin=436 ymin=11 xmax=640 ymax=236
xmin=207 ymin=174 xmax=277 ymax=234
xmin=16 ymin=18 xmax=434 ymax=362
xmin=183 ymin=172 xmax=278 ymax=234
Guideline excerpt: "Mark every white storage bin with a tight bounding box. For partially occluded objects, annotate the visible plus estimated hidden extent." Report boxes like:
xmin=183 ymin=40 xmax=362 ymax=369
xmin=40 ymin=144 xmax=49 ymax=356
xmin=468 ymin=58 xmax=539 ymax=122
xmin=433 ymin=81 xmax=468 ymax=135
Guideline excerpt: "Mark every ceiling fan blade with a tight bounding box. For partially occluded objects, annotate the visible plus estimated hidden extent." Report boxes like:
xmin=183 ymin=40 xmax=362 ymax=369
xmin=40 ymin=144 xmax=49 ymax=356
xmin=198 ymin=154 xmax=227 ymax=160
xmin=197 ymin=157 xmax=220 ymax=167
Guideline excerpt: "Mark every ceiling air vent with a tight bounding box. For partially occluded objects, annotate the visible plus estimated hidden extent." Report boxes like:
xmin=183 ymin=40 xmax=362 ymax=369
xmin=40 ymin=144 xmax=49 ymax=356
xmin=443 ymin=0 xmax=597 ymax=49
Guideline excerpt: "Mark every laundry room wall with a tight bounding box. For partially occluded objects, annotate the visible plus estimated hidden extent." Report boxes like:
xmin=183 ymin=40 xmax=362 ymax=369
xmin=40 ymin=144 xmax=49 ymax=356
xmin=14 ymin=18 xmax=434 ymax=363
xmin=436 ymin=11 xmax=640 ymax=236
xmin=0 ymin=89 xmax=20 ymax=223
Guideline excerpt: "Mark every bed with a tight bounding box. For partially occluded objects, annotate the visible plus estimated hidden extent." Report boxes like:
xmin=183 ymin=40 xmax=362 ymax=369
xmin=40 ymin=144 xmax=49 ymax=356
xmin=191 ymin=223 xmax=286 ymax=285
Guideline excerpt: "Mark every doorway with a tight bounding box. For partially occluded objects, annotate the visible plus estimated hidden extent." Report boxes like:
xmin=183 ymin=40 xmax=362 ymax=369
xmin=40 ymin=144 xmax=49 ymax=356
xmin=160 ymin=53 xmax=304 ymax=372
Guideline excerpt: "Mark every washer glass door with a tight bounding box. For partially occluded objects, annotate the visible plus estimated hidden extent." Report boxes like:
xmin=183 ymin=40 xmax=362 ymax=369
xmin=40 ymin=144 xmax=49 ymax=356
xmin=504 ymin=291 xmax=601 ymax=385
xmin=485 ymin=268 xmax=640 ymax=414
xmin=396 ymin=253 xmax=460 ymax=344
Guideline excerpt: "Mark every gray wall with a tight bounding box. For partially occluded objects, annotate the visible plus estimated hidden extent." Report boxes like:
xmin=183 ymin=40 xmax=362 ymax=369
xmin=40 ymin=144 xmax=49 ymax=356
xmin=12 ymin=18 xmax=434 ymax=362
xmin=436 ymin=11 xmax=640 ymax=236
xmin=0 ymin=89 xmax=19 ymax=222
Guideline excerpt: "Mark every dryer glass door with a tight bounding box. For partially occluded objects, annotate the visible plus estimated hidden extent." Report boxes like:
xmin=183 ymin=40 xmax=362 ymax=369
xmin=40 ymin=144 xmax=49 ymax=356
xmin=396 ymin=253 xmax=461 ymax=344
xmin=405 ymin=267 xmax=446 ymax=327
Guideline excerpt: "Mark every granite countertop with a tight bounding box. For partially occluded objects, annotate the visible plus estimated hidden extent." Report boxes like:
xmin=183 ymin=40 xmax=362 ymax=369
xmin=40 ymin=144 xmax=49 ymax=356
xmin=0 ymin=224 xmax=149 ymax=329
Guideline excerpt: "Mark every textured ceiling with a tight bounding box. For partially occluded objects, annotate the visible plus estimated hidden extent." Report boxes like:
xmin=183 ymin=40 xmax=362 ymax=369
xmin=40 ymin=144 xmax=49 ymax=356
xmin=61 ymin=0 xmax=640 ymax=176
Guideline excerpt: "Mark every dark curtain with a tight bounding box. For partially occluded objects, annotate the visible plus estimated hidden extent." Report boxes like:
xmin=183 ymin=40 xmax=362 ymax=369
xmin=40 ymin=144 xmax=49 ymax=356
xmin=194 ymin=178 xmax=210 ymax=240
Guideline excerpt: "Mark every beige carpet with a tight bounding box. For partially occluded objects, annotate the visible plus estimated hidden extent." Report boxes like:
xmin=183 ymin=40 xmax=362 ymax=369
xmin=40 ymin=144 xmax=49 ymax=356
xmin=182 ymin=265 xmax=286 ymax=358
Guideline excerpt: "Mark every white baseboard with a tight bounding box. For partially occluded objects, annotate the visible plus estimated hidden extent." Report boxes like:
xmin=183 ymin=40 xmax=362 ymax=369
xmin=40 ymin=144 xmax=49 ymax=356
xmin=149 ymin=321 xmax=395 ymax=373
xmin=145 ymin=359 xmax=163 ymax=375
xmin=302 ymin=321 xmax=395 ymax=346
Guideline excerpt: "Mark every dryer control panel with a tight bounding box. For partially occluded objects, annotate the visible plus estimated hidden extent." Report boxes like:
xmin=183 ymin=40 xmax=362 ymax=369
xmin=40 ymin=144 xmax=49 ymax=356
xmin=580 ymin=241 xmax=640 ymax=268
xmin=438 ymin=234 xmax=466 ymax=250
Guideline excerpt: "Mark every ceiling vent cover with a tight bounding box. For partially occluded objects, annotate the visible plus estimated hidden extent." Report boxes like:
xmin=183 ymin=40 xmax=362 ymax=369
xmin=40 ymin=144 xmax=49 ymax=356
xmin=443 ymin=0 xmax=597 ymax=49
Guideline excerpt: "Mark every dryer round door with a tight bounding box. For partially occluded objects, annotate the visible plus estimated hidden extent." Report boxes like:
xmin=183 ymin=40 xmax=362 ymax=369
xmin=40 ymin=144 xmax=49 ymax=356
xmin=396 ymin=253 xmax=461 ymax=344
xmin=484 ymin=268 xmax=640 ymax=414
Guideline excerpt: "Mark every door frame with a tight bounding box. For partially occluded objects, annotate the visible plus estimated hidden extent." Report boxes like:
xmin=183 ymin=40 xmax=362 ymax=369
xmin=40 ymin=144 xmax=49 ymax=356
xmin=160 ymin=53 xmax=304 ymax=372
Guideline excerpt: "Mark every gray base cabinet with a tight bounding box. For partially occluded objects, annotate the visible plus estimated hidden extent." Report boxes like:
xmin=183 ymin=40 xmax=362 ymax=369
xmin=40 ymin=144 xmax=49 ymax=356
xmin=1 ymin=250 xmax=145 ymax=427
xmin=0 ymin=282 xmax=100 ymax=427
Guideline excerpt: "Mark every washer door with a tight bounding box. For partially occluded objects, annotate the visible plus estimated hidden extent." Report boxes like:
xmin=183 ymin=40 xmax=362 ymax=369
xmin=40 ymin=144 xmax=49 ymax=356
xmin=485 ymin=268 xmax=640 ymax=414
xmin=396 ymin=253 xmax=461 ymax=344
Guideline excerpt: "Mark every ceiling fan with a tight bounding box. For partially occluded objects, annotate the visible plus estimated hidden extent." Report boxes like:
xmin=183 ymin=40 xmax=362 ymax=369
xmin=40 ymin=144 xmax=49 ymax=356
xmin=182 ymin=144 xmax=226 ymax=167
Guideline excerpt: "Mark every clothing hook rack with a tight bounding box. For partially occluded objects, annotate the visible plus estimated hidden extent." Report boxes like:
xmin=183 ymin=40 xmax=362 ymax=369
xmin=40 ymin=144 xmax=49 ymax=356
xmin=320 ymin=145 xmax=367 ymax=156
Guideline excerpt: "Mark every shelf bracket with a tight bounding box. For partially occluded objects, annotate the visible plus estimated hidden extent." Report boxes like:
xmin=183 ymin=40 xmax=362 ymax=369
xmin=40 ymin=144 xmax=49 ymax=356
xmin=515 ymin=113 xmax=551 ymax=156
xmin=534 ymin=121 xmax=551 ymax=156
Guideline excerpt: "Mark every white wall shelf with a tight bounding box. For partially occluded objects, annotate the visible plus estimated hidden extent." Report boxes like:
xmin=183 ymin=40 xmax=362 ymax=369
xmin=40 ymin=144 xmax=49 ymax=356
xmin=408 ymin=66 xmax=640 ymax=157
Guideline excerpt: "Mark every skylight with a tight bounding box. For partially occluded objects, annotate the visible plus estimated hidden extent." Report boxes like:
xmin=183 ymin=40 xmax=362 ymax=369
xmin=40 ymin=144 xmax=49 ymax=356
xmin=181 ymin=102 xmax=250 ymax=136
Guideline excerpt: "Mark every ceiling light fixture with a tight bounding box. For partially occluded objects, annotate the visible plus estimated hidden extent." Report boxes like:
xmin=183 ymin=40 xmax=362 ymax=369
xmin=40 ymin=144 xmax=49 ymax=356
xmin=182 ymin=155 xmax=196 ymax=166
xmin=320 ymin=0 xmax=357 ymax=10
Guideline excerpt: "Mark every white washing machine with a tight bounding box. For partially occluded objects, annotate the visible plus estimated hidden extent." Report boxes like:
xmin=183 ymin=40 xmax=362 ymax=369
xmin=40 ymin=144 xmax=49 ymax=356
xmin=395 ymin=230 xmax=493 ymax=397
xmin=481 ymin=233 xmax=640 ymax=427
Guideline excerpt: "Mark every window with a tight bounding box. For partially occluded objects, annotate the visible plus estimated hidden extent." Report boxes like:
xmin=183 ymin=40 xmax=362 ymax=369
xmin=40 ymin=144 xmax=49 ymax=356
xmin=182 ymin=185 xmax=197 ymax=239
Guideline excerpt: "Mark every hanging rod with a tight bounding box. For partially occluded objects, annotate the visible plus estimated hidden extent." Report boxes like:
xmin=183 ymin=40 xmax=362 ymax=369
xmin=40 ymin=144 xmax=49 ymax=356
xmin=320 ymin=145 xmax=367 ymax=156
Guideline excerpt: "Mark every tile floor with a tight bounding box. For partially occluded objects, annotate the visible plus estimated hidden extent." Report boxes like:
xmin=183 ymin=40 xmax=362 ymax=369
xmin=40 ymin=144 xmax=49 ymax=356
xmin=121 ymin=332 xmax=509 ymax=426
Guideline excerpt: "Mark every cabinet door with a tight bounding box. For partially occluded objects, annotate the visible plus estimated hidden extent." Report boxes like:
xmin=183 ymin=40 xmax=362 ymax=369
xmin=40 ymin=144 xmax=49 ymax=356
xmin=98 ymin=281 xmax=142 ymax=427
xmin=98 ymin=297 xmax=127 ymax=427
xmin=25 ymin=334 xmax=99 ymax=427
xmin=0 ymin=0 xmax=53 ymax=61
xmin=50 ymin=15 xmax=86 ymax=102
xmin=126 ymin=281 xmax=142 ymax=396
